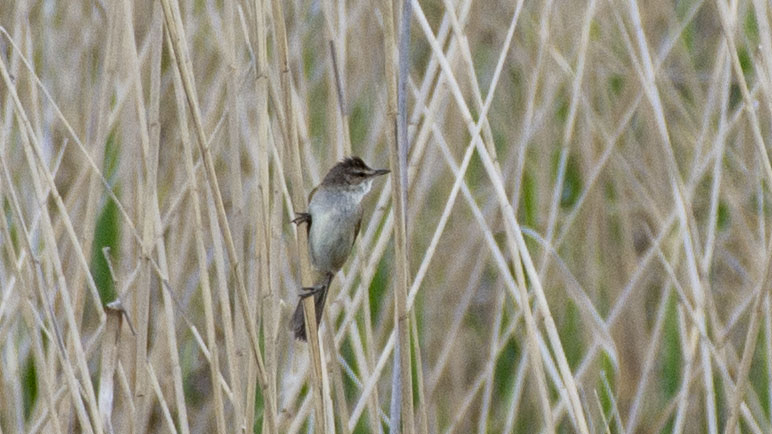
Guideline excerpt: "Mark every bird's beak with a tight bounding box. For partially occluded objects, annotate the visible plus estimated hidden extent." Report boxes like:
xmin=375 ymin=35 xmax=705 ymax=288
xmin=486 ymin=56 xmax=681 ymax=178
xmin=372 ymin=169 xmax=390 ymax=177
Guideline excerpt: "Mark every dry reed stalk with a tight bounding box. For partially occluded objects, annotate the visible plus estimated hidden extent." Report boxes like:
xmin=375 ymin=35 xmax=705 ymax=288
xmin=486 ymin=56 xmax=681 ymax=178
xmin=266 ymin=0 xmax=329 ymax=431
xmin=159 ymin=0 xmax=276 ymax=431
xmin=220 ymin=0 xmax=247 ymax=428
xmin=413 ymin=0 xmax=571 ymax=430
xmin=380 ymin=0 xmax=415 ymax=432
xmin=0 ymin=47 xmax=105 ymax=434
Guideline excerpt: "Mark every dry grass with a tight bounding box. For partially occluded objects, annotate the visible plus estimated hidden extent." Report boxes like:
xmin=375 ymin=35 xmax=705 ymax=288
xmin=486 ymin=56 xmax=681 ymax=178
xmin=2 ymin=0 xmax=772 ymax=433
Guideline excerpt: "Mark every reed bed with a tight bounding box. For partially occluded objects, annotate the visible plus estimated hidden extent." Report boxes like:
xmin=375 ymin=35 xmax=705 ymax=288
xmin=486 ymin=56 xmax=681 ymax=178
xmin=1 ymin=0 xmax=772 ymax=433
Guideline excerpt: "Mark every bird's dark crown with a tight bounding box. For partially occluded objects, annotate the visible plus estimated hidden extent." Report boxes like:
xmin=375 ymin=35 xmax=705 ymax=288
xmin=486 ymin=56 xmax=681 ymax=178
xmin=340 ymin=157 xmax=370 ymax=171
xmin=321 ymin=156 xmax=386 ymax=186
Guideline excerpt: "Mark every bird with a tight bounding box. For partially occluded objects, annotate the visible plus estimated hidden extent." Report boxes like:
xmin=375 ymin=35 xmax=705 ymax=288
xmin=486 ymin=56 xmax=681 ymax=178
xmin=290 ymin=157 xmax=390 ymax=341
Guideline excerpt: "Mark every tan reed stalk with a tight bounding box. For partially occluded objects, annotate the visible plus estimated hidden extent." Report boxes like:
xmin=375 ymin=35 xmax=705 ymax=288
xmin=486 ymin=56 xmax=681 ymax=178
xmin=380 ymin=0 xmax=415 ymax=432
xmin=158 ymin=1 xmax=277 ymax=431
xmin=265 ymin=0 xmax=330 ymax=431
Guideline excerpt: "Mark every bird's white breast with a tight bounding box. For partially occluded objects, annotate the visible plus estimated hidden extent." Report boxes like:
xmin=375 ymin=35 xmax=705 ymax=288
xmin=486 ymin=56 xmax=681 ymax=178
xmin=307 ymin=186 xmax=365 ymax=272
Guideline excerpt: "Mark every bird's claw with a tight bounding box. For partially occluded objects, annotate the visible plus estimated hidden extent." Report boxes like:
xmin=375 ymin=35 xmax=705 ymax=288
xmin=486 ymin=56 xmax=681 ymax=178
xmin=299 ymin=286 xmax=323 ymax=299
xmin=292 ymin=213 xmax=311 ymax=225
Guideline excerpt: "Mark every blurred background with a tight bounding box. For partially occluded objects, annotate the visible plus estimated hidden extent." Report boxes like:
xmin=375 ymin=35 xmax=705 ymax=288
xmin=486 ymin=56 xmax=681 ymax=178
xmin=1 ymin=0 xmax=771 ymax=433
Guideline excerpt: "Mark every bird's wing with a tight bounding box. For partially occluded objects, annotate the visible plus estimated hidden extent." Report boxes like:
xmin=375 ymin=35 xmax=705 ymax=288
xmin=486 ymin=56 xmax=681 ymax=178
xmin=353 ymin=214 xmax=362 ymax=248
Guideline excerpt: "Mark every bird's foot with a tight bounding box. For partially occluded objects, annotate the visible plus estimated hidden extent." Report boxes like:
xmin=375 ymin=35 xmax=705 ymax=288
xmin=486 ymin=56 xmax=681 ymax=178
xmin=292 ymin=213 xmax=311 ymax=225
xmin=299 ymin=285 xmax=324 ymax=299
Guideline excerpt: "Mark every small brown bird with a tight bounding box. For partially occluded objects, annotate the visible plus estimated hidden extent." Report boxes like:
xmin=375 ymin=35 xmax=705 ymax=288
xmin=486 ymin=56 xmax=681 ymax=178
xmin=291 ymin=157 xmax=389 ymax=341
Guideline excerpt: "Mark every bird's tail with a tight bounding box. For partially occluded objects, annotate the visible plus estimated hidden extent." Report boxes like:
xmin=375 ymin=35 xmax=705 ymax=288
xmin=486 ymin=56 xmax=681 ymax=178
xmin=291 ymin=273 xmax=334 ymax=341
